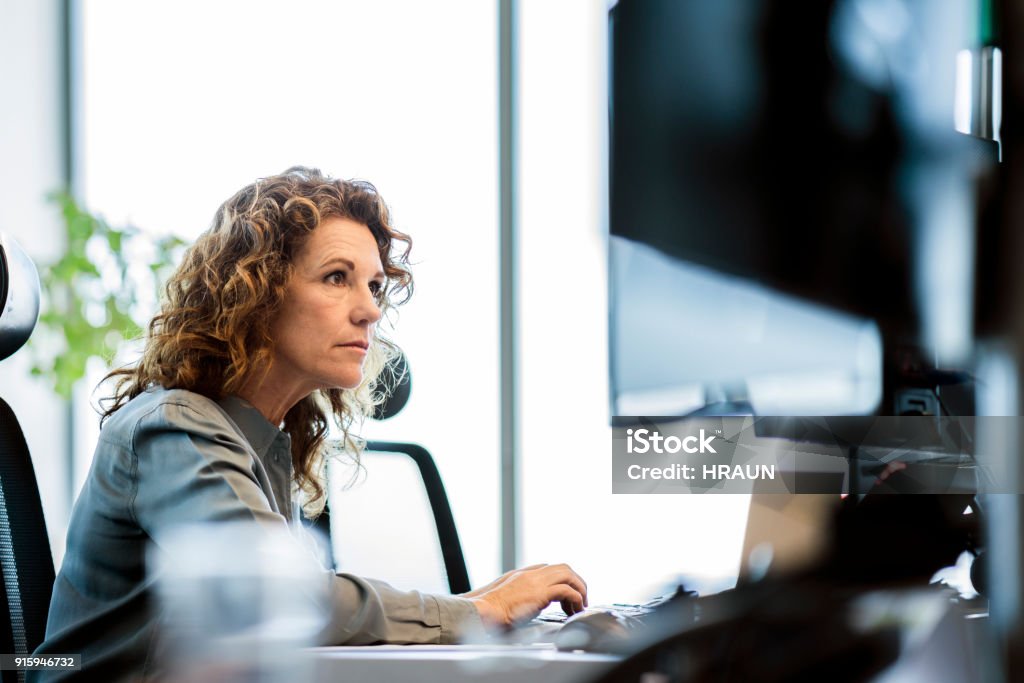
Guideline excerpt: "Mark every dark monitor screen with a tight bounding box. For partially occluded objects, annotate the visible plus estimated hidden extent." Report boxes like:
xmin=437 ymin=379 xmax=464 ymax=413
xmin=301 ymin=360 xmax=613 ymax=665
xmin=609 ymin=0 xmax=914 ymax=327
xmin=608 ymin=0 xmax=997 ymax=419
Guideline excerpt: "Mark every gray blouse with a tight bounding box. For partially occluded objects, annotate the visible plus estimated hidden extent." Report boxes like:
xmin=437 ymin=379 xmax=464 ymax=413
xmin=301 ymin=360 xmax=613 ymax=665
xmin=30 ymin=387 xmax=480 ymax=682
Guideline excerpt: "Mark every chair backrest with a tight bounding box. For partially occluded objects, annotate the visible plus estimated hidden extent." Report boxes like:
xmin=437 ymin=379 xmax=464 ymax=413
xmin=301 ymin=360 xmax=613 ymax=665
xmin=0 ymin=233 xmax=54 ymax=661
xmin=315 ymin=352 xmax=471 ymax=595
xmin=323 ymin=440 xmax=471 ymax=596
xmin=0 ymin=399 xmax=54 ymax=658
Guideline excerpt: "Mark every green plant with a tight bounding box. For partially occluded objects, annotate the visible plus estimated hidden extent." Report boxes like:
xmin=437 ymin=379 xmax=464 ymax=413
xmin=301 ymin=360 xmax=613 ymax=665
xmin=30 ymin=191 xmax=185 ymax=398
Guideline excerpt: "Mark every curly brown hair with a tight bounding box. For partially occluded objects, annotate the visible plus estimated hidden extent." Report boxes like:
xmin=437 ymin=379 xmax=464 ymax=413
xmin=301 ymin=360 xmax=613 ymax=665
xmin=101 ymin=166 xmax=413 ymax=515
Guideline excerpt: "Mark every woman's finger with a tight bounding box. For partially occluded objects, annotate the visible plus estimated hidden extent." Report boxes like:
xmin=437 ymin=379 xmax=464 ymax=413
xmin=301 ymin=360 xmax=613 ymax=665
xmin=543 ymin=564 xmax=589 ymax=607
xmin=560 ymin=598 xmax=588 ymax=616
xmin=548 ymin=585 xmax=585 ymax=615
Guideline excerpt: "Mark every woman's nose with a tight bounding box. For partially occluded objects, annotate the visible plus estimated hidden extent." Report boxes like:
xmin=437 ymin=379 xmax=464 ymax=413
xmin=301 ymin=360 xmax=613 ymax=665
xmin=353 ymin=286 xmax=382 ymax=325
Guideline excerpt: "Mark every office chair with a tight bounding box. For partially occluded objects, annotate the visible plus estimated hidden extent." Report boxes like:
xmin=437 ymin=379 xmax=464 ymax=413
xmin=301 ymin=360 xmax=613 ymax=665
xmin=0 ymin=233 xmax=55 ymax=673
xmin=313 ymin=352 xmax=471 ymax=595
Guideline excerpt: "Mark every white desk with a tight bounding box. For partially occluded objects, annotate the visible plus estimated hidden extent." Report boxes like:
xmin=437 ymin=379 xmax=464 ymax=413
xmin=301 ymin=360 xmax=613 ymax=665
xmin=308 ymin=644 xmax=620 ymax=683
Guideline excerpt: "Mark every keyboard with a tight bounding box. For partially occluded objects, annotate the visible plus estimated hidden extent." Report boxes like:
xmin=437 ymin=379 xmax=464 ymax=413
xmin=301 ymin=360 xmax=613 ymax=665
xmin=535 ymin=599 xmax=666 ymax=624
xmin=512 ymin=589 xmax=697 ymax=652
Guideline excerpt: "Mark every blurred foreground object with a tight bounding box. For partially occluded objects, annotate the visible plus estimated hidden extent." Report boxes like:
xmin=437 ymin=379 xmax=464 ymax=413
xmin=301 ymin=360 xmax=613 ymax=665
xmin=151 ymin=522 xmax=330 ymax=683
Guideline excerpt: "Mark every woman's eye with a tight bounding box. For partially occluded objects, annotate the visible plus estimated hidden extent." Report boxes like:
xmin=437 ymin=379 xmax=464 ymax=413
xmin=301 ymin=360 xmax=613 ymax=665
xmin=326 ymin=271 xmax=347 ymax=285
xmin=369 ymin=281 xmax=384 ymax=297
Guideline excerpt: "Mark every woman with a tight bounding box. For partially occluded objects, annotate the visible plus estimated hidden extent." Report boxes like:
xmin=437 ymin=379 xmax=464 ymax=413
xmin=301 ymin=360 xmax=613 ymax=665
xmin=33 ymin=167 xmax=587 ymax=681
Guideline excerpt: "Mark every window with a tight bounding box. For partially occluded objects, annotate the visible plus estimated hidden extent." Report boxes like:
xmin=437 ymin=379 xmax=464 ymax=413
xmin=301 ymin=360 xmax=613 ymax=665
xmin=79 ymin=0 xmax=501 ymax=584
xmin=517 ymin=1 xmax=749 ymax=604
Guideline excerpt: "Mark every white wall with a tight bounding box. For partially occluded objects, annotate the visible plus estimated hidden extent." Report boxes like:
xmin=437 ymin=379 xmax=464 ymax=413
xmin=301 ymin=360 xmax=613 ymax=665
xmin=0 ymin=0 xmax=71 ymax=566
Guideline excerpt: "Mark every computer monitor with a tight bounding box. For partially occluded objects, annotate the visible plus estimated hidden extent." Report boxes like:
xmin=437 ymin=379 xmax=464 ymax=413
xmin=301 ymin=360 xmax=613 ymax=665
xmin=606 ymin=0 xmax=992 ymax=596
xmin=608 ymin=0 xmax=996 ymax=420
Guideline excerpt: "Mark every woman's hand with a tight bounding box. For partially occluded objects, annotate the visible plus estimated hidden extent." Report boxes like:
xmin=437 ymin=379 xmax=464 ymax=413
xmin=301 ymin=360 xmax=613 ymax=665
xmin=462 ymin=563 xmax=588 ymax=628
xmin=460 ymin=564 xmax=545 ymax=599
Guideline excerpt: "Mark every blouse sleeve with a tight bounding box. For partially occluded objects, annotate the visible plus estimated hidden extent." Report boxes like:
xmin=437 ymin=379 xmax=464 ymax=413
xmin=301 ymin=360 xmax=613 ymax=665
xmin=130 ymin=399 xmax=482 ymax=644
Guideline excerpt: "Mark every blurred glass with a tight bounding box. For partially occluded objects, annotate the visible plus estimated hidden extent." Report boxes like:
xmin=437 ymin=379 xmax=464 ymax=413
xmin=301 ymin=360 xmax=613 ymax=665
xmin=150 ymin=522 xmax=330 ymax=683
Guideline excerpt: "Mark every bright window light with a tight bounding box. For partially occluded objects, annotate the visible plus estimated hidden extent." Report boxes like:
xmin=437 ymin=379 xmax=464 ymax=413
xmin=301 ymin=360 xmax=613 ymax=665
xmin=79 ymin=0 xmax=500 ymax=585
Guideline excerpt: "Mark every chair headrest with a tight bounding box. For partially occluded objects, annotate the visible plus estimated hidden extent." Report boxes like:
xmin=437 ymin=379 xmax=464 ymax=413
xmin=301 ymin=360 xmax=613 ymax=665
xmin=0 ymin=234 xmax=41 ymax=362
xmin=372 ymin=350 xmax=411 ymax=421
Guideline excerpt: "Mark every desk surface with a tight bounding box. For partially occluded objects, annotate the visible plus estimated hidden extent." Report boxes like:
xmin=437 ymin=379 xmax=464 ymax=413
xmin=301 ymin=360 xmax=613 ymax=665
xmin=308 ymin=644 xmax=619 ymax=683
xmin=306 ymin=597 xmax=987 ymax=683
